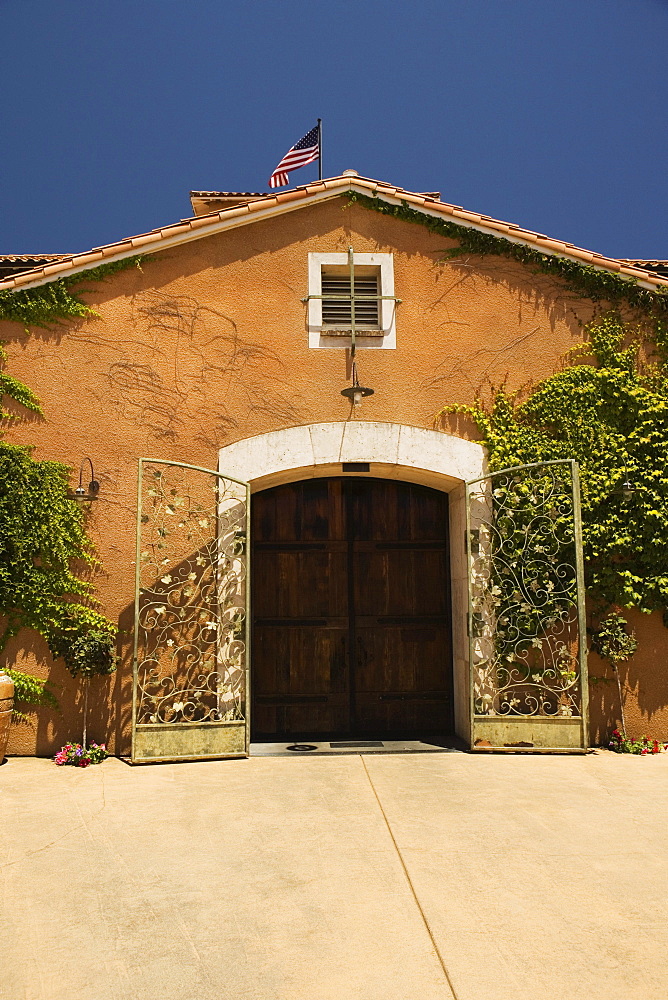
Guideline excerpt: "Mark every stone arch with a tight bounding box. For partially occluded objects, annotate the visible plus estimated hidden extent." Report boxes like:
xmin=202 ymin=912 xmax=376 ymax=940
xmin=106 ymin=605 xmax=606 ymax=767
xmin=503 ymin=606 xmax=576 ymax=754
xmin=218 ymin=422 xmax=486 ymax=746
xmin=217 ymin=421 xmax=485 ymax=492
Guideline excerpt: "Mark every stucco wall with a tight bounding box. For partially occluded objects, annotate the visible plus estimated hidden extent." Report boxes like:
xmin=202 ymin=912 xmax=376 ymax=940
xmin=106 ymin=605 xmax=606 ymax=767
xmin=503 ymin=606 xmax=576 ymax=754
xmin=2 ymin=195 xmax=666 ymax=753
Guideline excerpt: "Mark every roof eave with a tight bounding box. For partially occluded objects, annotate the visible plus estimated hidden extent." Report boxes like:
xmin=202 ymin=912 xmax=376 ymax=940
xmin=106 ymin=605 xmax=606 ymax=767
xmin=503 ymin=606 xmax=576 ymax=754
xmin=1 ymin=176 xmax=666 ymax=294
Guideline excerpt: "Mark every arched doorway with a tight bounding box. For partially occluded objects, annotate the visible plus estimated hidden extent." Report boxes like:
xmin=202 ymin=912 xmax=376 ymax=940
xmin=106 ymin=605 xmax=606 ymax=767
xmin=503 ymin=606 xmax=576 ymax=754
xmin=251 ymin=477 xmax=453 ymax=739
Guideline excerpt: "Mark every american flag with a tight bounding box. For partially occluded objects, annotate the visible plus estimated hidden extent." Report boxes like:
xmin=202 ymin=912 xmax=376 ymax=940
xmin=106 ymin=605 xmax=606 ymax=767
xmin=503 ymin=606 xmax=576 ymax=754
xmin=269 ymin=124 xmax=320 ymax=188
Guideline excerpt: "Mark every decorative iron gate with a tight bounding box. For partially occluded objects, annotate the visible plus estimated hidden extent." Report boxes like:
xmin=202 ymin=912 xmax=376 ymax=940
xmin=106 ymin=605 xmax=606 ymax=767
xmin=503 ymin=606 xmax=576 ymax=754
xmin=466 ymin=460 xmax=588 ymax=751
xmin=132 ymin=459 xmax=250 ymax=762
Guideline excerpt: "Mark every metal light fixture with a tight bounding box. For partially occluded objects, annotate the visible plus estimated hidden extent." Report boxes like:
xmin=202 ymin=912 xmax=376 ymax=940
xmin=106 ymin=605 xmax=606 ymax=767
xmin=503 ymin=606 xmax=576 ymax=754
xmin=69 ymin=456 xmax=100 ymax=501
xmin=341 ymin=362 xmax=374 ymax=408
xmin=612 ymin=476 xmax=636 ymax=499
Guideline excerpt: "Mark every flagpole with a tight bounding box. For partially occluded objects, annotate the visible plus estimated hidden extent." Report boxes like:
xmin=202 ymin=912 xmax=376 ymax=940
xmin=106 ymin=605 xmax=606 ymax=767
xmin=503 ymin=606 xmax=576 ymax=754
xmin=317 ymin=118 xmax=322 ymax=180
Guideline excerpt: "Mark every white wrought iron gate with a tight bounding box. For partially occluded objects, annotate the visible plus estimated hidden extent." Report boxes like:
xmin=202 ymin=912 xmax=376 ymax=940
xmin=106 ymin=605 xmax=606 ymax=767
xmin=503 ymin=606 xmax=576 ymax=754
xmin=466 ymin=460 xmax=588 ymax=751
xmin=132 ymin=459 xmax=250 ymax=762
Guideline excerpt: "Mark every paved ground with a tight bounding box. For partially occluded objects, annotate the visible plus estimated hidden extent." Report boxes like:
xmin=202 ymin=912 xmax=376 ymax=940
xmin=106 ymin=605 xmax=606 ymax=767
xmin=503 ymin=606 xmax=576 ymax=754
xmin=1 ymin=750 xmax=668 ymax=1000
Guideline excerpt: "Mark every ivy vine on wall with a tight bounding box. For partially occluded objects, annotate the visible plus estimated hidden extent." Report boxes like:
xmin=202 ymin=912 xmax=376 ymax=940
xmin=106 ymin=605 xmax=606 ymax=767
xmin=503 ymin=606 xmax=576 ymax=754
xmin=0 ymin=258 xmax=143 ymax=714
xmin=439 ymin=313 xmax=668 ymax=625
xmin=0 ymin=255 xmax=143 ymax=330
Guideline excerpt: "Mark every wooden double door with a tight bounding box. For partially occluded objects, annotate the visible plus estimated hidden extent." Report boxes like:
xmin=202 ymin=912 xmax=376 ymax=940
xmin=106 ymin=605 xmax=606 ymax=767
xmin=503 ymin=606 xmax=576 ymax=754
xmin=251 ymin=477 xmax=453 ymax=739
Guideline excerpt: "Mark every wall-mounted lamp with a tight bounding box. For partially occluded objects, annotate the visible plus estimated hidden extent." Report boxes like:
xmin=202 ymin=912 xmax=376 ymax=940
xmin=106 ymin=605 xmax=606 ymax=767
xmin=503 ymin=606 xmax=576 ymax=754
xmin=611 ymin=476 xmax=637 ymax=499
xmin=69 ymin=457 xmax=100 ymax=501
xmin=341 ymin=362 xmax=374 ymax=408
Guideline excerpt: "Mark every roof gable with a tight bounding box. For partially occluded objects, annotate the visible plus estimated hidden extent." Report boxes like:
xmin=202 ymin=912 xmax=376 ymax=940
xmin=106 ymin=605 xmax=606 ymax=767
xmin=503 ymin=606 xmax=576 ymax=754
xmin=1 ymin=173 xmax=666 ymax=294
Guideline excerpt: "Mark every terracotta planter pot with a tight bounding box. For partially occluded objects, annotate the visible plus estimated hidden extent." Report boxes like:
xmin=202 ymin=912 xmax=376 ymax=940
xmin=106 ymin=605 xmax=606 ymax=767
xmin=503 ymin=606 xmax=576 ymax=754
xmin=0 ymin=671 xmax=15 ymax=764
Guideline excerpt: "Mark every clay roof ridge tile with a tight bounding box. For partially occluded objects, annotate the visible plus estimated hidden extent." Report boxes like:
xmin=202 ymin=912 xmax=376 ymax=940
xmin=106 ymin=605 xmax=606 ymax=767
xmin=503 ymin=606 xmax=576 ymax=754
xmin=159 ymin=223 xmax=189 ymax=236
xmin=452 ymin=209 xmax=482 ymax=222
xmin=71 ymin=251 xmax=104 ymax=265
xmin=42 ymin=261 xmax=74 ymax=275
xmin=275 ymin=190 xmax=304 ymax=203
xmin=187 ymin=216 xmax=215 ymax=230
xmin=215 ymin=206 xmax=250 ymax=221
xmin=100 ymin=242 xmax=131 ymax=256
xmin=620 ymin=265 xmax=648 ymax=276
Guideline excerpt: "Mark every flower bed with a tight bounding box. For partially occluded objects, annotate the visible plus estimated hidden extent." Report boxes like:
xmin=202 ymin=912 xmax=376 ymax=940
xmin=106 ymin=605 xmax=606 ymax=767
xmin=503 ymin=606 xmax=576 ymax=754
xmin=607 ymin=730 xmax=667 ymax=755
xmin=54 ymin=742 xmax=107 ymax=767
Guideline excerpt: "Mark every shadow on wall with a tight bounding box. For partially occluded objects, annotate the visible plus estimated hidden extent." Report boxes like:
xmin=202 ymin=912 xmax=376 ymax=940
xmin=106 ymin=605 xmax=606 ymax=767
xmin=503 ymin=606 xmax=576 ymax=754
xmin=434 ymin=411 xmax=484 ymax=442
xmin=112 ymin=601 xmax=135 ymax=758
xmin=5 ymin=603 xmax=668 ymax=755
xmin=587 ymin=608 xmax=668 ymax=743
xmin=4 ymin=628 xmax=118 ymax=756
xmin=103 ymin=291 xmax=309 ymax=449
xmin=351 ymin=206 xmax=593 ymax=329
xmin=5 ymin=605 xmax=144 ymax=759
xmin=2 ymin=284 xmax=311 ymax=453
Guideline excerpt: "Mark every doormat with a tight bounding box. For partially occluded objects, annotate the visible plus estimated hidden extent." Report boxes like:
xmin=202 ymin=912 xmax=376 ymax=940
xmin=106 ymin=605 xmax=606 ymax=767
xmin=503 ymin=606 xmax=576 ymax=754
xmin=330 ymin=741 xmax=384 ymax=748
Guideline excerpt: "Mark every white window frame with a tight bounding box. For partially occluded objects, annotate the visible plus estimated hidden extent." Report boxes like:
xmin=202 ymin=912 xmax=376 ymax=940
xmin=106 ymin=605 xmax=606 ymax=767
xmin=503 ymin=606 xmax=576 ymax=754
xmin=307 ymin=252 xmax=396 ymax=350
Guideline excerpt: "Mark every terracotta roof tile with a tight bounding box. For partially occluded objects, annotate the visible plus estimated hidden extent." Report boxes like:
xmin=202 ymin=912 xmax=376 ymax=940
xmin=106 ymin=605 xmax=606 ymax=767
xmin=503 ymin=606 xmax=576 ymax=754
xmin=275 ymin=190 xmax=304 ymax=204
xmin=101 ymin=243 xmax=128 ymax=256
xmin=619 ymin=259 xmax=668 ymax=277
xmin=0 ymin=253 xmax=69 ymax=261
xmin=535 ymin=238 xmax=568 ymax=252
xmin=187 ymin=216 xmax=215 ymax=230
xmin=190 ymin=190 xmax=267 ymax=198
xmin=621 ymin=258 xmax=668 ymax=267
xmin=130 ymin=234 xmax=158 ymax=248
xmin=2 ymin=173 xmax=667 ymax=294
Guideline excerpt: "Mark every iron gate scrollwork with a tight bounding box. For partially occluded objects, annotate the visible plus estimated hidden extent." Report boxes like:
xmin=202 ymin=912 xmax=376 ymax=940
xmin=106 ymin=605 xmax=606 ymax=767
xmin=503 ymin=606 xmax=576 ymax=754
xmin=466 ymin=460 xmax=588 ymax=751
xmin=132 ymin=459 xmax=250 ymax=762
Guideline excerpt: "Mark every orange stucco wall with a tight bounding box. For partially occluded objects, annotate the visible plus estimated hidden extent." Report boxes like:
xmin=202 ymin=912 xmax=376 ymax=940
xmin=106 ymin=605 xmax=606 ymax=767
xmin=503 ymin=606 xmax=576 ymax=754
xmin=2 ymin=196 xmax=666 ymax=754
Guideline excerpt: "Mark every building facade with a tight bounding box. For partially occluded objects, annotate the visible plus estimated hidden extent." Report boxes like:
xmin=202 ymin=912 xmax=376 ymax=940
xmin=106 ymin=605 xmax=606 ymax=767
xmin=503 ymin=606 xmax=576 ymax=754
xmin=2 ymin=172 xmax=667 ymax=757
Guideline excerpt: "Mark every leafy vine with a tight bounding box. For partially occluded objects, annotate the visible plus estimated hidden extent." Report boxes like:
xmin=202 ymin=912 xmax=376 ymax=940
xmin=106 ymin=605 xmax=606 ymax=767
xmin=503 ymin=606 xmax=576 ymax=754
xmin=440 ymin=313 xmax=668 ymax=624
xmin=0 ymin=259 xmax=138 ymax=716
xmin=347 ymin=192 xmax=668 ymax=312
xmin=0 ymin=255 xmax=144 ymax=330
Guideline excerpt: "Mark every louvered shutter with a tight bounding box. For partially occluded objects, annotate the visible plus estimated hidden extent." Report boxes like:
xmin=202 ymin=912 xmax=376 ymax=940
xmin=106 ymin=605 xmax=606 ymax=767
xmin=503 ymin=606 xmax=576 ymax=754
xmin=321 ymin=274 xmax=380 ymax=328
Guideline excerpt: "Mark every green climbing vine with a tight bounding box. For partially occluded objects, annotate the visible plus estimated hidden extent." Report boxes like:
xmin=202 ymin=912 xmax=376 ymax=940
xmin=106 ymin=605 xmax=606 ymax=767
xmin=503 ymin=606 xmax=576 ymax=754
xmin=347 ymin=192 xmax=668 ymax=313
xmin=441 ymin=313 xmax=668 ymax=623
xmin=0 ymin=260 xmax=138 ymax=715
xmin=0 ymin=255 xmax=144 ymax=330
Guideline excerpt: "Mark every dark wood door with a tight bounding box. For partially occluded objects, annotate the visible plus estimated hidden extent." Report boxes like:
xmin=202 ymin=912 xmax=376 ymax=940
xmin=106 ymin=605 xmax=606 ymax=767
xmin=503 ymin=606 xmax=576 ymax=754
xmin=251 ymin=478 xmax=452 ymax=738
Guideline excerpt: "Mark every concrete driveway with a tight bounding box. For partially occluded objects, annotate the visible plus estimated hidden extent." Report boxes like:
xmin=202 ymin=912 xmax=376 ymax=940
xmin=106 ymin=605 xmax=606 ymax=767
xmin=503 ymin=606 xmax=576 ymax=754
xmin=1 ymin=750 xmax=667 ymax=1000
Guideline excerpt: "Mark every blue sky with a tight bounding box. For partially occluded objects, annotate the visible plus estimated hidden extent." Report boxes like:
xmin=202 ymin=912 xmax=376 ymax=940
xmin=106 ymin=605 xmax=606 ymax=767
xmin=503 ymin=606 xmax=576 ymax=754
xmin=2 ymin=0 xmax=667 ymax=259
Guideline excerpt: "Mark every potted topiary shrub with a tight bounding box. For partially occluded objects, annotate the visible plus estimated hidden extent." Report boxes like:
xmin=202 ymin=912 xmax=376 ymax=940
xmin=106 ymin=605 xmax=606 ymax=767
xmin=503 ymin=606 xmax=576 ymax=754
xmin=591 ymin=612 xmax=638 ymax=740
xmin=51 ymin=624 xmax=117 ymax=765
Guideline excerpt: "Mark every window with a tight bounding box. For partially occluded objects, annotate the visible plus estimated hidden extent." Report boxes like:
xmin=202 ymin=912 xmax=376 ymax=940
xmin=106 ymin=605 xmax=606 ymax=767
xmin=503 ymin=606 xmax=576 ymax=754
xmin=307 ymin=252 xmax=396 ymax=349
